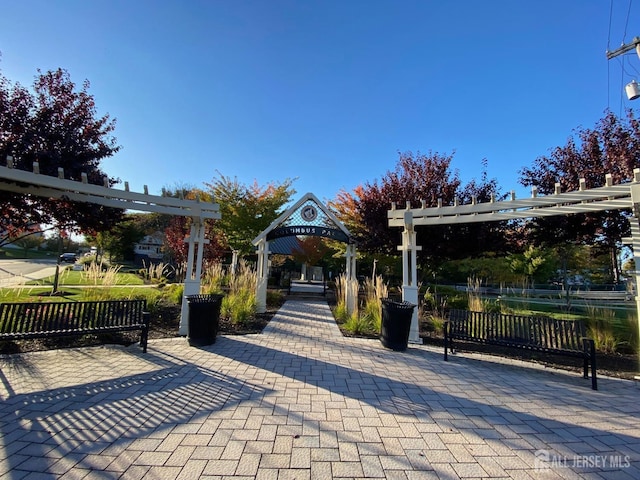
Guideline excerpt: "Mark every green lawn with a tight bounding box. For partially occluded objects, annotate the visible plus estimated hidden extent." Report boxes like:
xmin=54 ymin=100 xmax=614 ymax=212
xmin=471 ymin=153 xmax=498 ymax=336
xmin=28 ymin=269 xmax=145 ymax=286
xmin=0 ymin=267 xmax=149 ymax=302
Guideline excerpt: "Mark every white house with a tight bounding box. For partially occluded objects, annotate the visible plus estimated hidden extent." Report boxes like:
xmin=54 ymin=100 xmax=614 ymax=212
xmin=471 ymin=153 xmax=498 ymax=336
xmin=134 ymin=232 xmax=164 ymax=265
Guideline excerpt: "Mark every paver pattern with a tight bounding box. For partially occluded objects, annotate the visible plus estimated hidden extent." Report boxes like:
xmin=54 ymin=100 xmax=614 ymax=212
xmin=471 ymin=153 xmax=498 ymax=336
xmin=1 ymin=299 xmax=639 ymax=479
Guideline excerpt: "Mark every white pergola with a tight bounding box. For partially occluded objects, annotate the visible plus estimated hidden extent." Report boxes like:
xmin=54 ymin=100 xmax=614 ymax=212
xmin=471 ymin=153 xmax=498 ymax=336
xmin=0 ymin=159 xmax=221 ymax=335
xmin=388 ymin=170 xmax=640 ymax=348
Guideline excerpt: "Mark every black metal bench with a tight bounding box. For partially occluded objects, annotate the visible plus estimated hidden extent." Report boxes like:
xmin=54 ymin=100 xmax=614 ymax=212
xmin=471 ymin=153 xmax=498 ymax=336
xmin=0 ymin=299 xmax=150 ymax=352
xmin=444 ymin=309 xmax=597 ymax=389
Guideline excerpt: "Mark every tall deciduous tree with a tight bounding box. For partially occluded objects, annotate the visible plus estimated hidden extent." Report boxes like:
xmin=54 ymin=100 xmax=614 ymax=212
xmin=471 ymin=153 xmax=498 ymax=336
xmin=292 ymin=236 xmax=332 ymax=268
xmin=96 ymin=219 xmax=145 ymax=262
xmin=519 ymin=110 xmax=640 ymax=283
xmin=0 ymin=67 xmax=123 ymax=245
xmin=160 ymin=187 xmax=226 ymax=266
xmin=205 ymin=173 xmax=296 ymax=256
xmin=331 ymin=151 xmax=506 ymax=274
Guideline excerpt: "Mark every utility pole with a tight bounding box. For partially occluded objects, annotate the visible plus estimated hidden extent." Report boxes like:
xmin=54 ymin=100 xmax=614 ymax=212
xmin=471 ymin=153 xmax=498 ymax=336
xmin=606 ymin=36 xmax=640 ymax=60
xmin=606 ymin=36 xmax=640 ymax=100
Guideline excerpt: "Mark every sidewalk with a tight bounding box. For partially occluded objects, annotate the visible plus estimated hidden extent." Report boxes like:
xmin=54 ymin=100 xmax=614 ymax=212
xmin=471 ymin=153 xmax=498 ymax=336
xmin=1 ymin=299 xmax=639 ymax=479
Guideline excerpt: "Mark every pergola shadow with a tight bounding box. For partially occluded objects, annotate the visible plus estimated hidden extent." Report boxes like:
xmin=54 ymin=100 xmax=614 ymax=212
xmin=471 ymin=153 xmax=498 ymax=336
xmin=1 ymin=311 xmax=639 ymax=477
xmin=0 ymin=349 xmax=271 ymax=477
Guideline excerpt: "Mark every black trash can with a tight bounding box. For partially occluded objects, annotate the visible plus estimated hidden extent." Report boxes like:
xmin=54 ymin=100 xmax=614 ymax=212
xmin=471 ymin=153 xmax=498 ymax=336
xmin=380 ymin=298 xmax=416 ymax=351
xmin=186 ymin=294 xmax=223 ymax=346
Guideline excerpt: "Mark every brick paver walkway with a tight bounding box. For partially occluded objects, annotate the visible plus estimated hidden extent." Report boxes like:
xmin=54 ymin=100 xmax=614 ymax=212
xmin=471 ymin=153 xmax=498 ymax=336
xmin=1 ymin=299 xmax=639 ymax=479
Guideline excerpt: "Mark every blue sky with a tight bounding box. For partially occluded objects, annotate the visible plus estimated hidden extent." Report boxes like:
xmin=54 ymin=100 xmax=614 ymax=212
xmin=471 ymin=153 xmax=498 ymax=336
xmin=1 ymin=1 xmax=639 ymax=204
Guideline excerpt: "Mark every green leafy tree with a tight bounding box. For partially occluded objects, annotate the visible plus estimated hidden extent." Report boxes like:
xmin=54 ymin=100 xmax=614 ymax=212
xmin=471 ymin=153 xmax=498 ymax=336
xmin=205 ymin=173 xmax=296 ymax=256
xmin=507 ymin=245 xmax=556 ymax=287
xmin=0 ymin=67 xmax=123 ymax=246
xmin=99 ymin=217 xmax=145 ymax=262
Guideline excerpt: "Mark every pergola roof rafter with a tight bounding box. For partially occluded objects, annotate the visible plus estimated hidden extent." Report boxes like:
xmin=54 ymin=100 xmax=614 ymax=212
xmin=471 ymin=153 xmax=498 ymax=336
xmin=388 ymin=172 xmax=639 ymax=227
xmin=0 ymin=164 xmax=219 ymax=219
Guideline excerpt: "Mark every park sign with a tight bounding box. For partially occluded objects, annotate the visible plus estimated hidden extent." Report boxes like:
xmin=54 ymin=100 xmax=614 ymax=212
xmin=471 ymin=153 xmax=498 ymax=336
xmin=266 ymin=225 xmax=349 ymax=243
xmin=257 ymin=192 xmax=354 ymax=245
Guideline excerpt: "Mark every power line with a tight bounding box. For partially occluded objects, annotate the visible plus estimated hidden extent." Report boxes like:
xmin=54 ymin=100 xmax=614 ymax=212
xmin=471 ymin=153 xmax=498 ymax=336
xmin=608 ymin=0 xmax=614 ymax=50
xmin=623 ymin=0 xmax=634 ymax=43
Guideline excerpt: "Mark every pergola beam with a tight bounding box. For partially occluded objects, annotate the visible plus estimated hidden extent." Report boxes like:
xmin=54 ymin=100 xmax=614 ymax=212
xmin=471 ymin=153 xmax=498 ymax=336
xmin=0 ymin=164 xmax=219 ymax=219
xmin=388 ymin=178 xmax=637 ymax=227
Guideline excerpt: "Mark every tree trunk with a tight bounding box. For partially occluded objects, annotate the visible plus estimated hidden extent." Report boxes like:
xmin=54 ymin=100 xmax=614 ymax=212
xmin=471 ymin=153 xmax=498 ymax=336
xmin=610 ymin=244 xmax=620 ymax=285
xmin=52 ymin=235 xmax=63 ymax=294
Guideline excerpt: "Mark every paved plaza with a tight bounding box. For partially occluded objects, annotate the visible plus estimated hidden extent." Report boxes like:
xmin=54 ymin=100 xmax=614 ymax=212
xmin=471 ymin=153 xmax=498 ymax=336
xmin=1 ymin=299 xmax=639 ymax=479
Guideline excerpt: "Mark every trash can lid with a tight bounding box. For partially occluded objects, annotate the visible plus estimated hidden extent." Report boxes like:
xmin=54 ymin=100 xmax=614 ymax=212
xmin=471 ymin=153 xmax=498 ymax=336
xmin=381 ymin=298 xmax=416 ymax=309
xmin=186 ymin=294 xmax=224 ymax=303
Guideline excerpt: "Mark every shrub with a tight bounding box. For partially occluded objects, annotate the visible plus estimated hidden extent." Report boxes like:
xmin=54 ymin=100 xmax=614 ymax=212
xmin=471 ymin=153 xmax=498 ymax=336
xmin=220 ymin=261 xmax=257 ymax=325
xmin=267 ymin=289 xmax=284 ymax=308
xmin=467 ymin=276 xmax=484 ymax=311
xmin=141 ymin=261 xmax=169 ymax=285
xmin=342 ymin=313 xmax=374 ymax=336
xmin=585 ymin=305 xmax=637 ymax=354
xmin=360 ymin=299 xmax=381 ymax=333
xmin=425 ymin=313 xmax=446 ymax=335
xmin=162 ymin=283 xmax=184 ymax=306
xmin=81 ymin=263 xmax=122 ymax=301
xmin=221 ymin=290 xmax=257 ymax=325
xmin=333 ymin=302 xmax=350 ymax=323
xmin=202 ymin=263 xmax=225 ymax=294
xmin=334 ymin=273 xmax=359 ymax=320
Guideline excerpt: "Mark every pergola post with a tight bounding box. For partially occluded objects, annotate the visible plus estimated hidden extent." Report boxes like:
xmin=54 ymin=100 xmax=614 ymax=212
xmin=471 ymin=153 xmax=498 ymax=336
xmin=256 ymin=238 xmax=270 ymax=313
xmin=397 ymin=211 xmax=422 ymax=343
xmin=630 ymin=185 xmax=640 ymax=368
xmin=179 ymin=218 xmax=208 ymax=335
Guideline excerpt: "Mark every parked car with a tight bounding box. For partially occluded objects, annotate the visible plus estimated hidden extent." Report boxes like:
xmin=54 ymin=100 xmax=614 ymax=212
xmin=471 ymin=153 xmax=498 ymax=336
xmin=59 ymin=253 xmax=78 ymax=263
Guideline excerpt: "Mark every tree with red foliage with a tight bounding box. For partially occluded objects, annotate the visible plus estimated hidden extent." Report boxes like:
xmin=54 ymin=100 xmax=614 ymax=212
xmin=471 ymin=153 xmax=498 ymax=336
xmin=519 ymin=110 xmax=640 ymax=284
xmin=331 ymin=151 xmax=506 ymax=273
xmin=0 ymin=67 xmax=123 ymax=246
xmin=292 ymin=236 xmax=332 ymax=268
xmin=161 ymin=188 xmax=226 ymax=268
xmin=163 ymin=215 xmax=227 ymax=267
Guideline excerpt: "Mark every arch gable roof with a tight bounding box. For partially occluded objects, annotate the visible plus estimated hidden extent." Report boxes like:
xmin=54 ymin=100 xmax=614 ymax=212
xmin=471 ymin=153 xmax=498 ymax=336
xmin=252 ymin=192 xmax=353 ymax=245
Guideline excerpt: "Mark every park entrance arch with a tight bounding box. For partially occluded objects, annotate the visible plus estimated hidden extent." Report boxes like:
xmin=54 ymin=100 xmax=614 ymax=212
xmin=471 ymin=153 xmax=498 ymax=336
xmin=252 ymin=192 xmax=356 ymax=313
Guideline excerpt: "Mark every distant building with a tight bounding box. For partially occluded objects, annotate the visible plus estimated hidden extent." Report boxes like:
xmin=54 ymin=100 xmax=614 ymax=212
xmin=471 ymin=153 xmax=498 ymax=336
xmin=134 ymin=232 xmax=164 ymax=265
